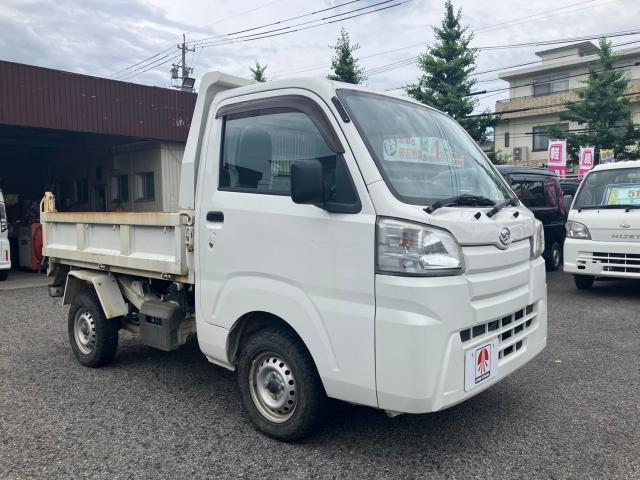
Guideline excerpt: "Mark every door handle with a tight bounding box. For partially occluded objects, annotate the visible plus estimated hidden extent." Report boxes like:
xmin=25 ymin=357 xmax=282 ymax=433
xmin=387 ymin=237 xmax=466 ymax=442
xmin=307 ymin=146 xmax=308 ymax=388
xmin=206 ymin=211 xmax=224 ymax=223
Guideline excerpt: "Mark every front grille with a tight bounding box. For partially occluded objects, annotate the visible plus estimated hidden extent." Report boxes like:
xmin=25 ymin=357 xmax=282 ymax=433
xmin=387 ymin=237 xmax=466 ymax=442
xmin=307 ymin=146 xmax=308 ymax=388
xmin=592 ymin=252 xmax=640 ymax=274
xmin=460 ymin=304 xmax=536 ymax=360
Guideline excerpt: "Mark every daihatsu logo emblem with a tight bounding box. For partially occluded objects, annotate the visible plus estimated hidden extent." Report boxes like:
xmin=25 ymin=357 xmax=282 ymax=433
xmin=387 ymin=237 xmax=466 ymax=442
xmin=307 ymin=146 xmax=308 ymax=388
xmin=498 ymin=227 xmax=511 ymax=248
xmin=620 ymin=223 xmax=631 ymax=229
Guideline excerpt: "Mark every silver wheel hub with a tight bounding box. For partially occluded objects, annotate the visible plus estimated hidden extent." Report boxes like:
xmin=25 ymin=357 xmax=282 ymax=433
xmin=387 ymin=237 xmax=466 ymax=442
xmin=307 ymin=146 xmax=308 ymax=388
xmin=249 ymin=352 xmax=297 ymax=423
xmin=74 ymin=310 xmax=96 ymax=355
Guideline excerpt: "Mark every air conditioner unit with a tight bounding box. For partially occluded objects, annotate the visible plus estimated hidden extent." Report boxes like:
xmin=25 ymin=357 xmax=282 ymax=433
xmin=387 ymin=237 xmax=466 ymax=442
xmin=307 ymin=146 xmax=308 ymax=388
xmin=512 ymin=146 xmax=530 ymax=162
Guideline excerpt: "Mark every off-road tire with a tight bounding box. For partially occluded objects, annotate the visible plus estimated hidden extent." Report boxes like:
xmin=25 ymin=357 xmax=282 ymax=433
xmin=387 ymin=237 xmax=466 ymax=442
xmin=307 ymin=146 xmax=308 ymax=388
xmin=574 ymin=275 xmax=594 ymax=290
xmin=68 ymin=291 xmax=119 ymax=367
xmin=237 ymin=326 xmax=328 ymax=442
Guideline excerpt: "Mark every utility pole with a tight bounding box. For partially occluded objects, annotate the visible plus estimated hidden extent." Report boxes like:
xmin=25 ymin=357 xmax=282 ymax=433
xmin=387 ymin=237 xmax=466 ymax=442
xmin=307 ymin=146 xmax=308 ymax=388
xmin=171 ymin=34 xmax=196 ymax=92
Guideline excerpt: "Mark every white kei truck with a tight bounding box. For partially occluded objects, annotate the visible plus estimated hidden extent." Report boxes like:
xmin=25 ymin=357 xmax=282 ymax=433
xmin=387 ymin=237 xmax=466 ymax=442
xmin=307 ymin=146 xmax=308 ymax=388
xmin=42 ymin=72 xmax=547 ymax=441
xmin=0 ymin=189 xmax=10 ymax=281
xmin=564 ymin=159 xmax=640 ymax=289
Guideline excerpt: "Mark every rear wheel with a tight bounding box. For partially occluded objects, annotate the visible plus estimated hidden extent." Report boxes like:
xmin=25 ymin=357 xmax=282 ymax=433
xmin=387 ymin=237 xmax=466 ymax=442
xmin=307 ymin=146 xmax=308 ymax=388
xmin=68 ymin=291 xmax=119 ymax=367
xmin=545 ymin=240 xmax=562 ymax=271
xmin=574 ymin=275 xmax=594 ymax=290
xmin=237 ymin=327 xmax=328 ymax=442
xmin=0 ymin=269 xmax=8 ymax=281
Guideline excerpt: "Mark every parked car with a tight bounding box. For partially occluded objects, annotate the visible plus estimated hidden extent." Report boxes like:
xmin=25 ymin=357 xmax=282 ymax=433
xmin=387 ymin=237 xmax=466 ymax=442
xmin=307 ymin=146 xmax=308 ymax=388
xmin=0 ymin=189 xmax=11 ymax=281
xmin=564 ymin=159 xmax=640 ymax=289
xmin=496 ymin=166 xmax=568 ymax=271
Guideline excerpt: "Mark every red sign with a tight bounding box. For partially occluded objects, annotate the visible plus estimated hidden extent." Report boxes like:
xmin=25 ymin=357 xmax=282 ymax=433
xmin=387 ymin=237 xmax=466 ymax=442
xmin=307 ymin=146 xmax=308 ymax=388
xmin=579 ymin=147 xmax=595 ymax=179
xmin=548 ymin=140 xmax=567 ymax=178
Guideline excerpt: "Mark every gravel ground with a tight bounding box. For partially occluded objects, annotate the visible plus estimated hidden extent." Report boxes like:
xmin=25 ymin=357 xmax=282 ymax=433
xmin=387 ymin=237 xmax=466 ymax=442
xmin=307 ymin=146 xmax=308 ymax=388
xmin=1 ymin=271 xmax=639 ymax=479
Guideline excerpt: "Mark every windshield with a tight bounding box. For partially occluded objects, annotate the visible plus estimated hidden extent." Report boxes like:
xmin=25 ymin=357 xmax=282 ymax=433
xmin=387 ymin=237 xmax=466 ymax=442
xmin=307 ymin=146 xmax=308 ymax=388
xmin=337 ymin=90 xmax=514 ymax=206
xmin=574 ymin=167 xmax=640 ymax=209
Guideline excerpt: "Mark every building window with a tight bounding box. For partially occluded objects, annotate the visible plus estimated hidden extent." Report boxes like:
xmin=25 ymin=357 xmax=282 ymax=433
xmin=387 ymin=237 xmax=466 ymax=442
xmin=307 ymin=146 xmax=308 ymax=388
xmin=532 ymin=124 xmax=569 ymax=152
xmin=135 ymin=172 xmax=155 ymax=201
xmin=220 ymin=110 xmax=337 ymax=195
xmin=73 ymin=179 xmax=89 ymax=204
xmin=111 ymin=175 xmax=129 ymax=202
xmin=533 ymin=73 xmax=569 ymax=97
xmin=504 ymin=132 xmax=510 ymax=148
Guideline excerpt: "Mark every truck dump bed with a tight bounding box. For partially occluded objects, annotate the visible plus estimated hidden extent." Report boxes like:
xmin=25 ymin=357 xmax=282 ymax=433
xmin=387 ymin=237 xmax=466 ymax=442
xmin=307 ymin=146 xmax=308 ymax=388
xmin=41 ymin=211 xmax=193 ymax=283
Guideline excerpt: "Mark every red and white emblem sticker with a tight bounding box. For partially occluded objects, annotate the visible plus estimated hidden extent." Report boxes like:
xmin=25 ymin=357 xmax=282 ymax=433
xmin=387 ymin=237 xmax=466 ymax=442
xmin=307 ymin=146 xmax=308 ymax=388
xmin=465 ymin=339 xmax=499 ymax=391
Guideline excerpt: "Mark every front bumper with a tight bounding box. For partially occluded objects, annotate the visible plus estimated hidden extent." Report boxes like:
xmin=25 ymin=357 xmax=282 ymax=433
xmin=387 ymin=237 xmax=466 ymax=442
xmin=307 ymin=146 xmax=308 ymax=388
xmin=375 ymin=251 xmax=547 ymax=414
xmin=564 ymin=238 xmax=640 ymax=278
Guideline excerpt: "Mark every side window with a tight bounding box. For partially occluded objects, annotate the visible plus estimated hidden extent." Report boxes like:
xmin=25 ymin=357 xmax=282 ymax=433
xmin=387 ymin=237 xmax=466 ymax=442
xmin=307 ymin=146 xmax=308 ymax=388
xmin=220 ymin=110 xmax=336 ymax=195
xmin=511 ymin=178 xmax=546 ymax=207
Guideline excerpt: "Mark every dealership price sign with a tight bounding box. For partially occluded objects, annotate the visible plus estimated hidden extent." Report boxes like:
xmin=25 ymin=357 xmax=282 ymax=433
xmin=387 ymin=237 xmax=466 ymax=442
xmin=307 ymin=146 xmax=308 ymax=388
xmin=579 ymin=147 xmax=595 ymax=179
xmin=548 ymin=140 xmax=567 ymax=178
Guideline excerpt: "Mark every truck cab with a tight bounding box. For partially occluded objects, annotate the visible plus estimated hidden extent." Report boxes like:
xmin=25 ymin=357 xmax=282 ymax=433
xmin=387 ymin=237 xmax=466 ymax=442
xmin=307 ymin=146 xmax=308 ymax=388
xmin=0 ymin=189 xmax=10 ymax=281
xmin=564 ymin=160 xmax=640 ymax=289
xmin=43 ymin=73 xmax=548 ymax=441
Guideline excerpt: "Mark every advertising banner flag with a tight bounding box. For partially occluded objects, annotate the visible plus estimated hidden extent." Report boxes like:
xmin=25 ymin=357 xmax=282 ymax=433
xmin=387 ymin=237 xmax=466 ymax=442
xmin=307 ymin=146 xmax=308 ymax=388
xmin=579 ymin=147 xmax=595 ymax=179
xmin=548 ymin=140 xmax=567 ymax=178
xmin=600 ymin=149 xmax=615 ymax=163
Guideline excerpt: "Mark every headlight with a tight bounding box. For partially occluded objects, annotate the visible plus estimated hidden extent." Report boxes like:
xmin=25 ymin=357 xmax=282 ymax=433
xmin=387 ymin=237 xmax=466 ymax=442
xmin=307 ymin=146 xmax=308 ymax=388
xmin=566 ymin=221 xmax=591 ymax=239
xmin=377 ymin=218 xmax=463 ymax=276
xmin=531 ymin=220 xmax=545 ymax=259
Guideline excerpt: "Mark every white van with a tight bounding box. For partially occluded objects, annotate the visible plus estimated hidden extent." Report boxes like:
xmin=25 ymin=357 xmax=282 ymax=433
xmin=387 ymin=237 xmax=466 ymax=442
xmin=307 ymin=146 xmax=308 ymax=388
xmin=564 ymin=160 xmax=640 ymax=289
xmin=42 ymin=74 xmax=548 ymax=440
xmin=0 ymin=189 xmax=10 ymax=281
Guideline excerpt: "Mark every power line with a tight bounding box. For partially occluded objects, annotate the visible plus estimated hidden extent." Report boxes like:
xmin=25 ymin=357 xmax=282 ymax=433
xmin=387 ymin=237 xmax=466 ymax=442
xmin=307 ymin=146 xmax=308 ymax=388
xmin=189 ymin=0 xmax=366 ymax=45
xmin=384 ymin=37 xmax=640 ymax=91
xmin=108 ymin=0 xmax=360 ymax=78
xmin=367 ymin=29 xmax=640 ymax=78
xmin=273 ymin=0 xmax=616 ymax=78
xmin=468 ymin=61 xmax=640 ymax=97
xmin=194 ymin=0 xmax=412 ymax=50
xmin=468 ymin=90 xmax=640 ymax=117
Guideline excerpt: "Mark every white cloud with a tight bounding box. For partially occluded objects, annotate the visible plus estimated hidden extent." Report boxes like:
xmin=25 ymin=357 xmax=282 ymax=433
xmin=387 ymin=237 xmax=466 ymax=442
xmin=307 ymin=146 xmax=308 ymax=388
xmin=1 ymin=0 xmax=639 ymax=111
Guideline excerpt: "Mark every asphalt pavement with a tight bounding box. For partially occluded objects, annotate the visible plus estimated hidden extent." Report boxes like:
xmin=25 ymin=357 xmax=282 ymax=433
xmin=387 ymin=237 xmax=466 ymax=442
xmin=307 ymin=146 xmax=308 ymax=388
xmin=0 ymin=271 xmax=639 ymax=479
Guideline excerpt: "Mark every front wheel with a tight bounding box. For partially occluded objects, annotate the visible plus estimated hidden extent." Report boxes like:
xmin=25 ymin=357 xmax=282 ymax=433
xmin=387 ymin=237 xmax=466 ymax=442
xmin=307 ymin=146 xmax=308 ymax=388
xmin=574 ymin=275 xmax=594 ymax=290
xmin=545 ymin=240 xmax=562 ymax=271
xmin=237 ymin=327 xmax=328 ymax=442
xmin=68 ymin=291 xmax=119 ymax=367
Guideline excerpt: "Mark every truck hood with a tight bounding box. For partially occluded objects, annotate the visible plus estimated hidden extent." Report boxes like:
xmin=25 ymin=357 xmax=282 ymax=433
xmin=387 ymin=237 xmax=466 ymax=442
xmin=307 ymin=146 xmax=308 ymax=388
xmin=368 ymin=181 xmax=535 ymax=247
xmin=569 ymin=209 xmax=640 ymax=242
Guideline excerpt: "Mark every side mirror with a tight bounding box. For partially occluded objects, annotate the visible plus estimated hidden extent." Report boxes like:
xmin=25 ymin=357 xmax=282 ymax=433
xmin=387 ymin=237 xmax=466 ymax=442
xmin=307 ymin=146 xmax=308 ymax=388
xmin=562 ymin=194 xmax=573 ymax=213
xmin=291 ymin=159 xmax=324 ymax=206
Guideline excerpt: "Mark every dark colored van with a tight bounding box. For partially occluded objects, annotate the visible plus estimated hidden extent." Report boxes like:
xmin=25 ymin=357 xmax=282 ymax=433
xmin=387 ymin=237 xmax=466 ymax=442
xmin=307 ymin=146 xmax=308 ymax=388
xmin=496 ymin=166 xmax=568 ymax=271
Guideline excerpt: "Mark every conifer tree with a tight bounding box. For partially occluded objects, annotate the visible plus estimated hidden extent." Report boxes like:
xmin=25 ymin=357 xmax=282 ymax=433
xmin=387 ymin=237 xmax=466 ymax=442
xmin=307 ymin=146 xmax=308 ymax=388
xmin=250 ymin=61 xmax=268 ymax=82
xmin=406 ymin=1 xmax=497 ymax=143
xmin=328 ymin=28 xmax=366 ymax=84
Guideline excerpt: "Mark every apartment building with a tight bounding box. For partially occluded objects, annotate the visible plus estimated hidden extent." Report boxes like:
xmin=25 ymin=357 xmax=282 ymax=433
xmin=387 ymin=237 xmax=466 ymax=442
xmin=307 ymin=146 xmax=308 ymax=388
xmin=494 ymin=41 xmax=640 ymax=167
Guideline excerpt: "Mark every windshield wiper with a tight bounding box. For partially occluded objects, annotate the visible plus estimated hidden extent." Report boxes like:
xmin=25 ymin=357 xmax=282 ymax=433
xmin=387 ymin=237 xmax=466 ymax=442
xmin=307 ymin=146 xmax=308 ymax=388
xmin=486 ymin=198 xmax=519 ymax=218
xmin=425 ymin=194 xmax=495 ymax=214
xmin=578 ymin=204 xmax=640 ymax=211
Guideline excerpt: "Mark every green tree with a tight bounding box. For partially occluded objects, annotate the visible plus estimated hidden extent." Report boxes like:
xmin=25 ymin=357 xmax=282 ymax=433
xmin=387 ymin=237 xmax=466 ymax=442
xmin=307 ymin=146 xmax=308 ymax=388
xmin=328 ymin=28 xmax=366 ymax=84
xmin=250 ymin=61 xmax=268 ymax=82
xmin=406 ymin=0 xmax=498 ymax=143
xmin=548 ymin=38 xmax=640 ymax=161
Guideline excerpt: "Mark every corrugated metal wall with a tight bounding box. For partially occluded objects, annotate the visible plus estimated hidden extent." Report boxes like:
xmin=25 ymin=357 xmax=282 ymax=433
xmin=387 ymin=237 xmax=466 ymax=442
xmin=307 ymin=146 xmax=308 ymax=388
xmin=0 ymin=60 xmax=197 ymax=142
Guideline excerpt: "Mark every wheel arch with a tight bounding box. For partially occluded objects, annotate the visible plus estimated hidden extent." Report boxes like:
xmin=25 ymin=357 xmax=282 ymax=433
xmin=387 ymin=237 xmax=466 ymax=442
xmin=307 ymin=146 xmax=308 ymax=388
xmin=63 ymin=270 xmax=128 ymax=319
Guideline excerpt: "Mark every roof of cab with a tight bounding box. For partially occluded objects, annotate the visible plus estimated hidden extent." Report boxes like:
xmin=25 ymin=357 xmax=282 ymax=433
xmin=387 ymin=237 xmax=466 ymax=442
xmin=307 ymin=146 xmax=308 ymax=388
xmin=209 ymin=73 xmax=437 ymax=112
xmin=591 ymin=159 xmax=640 ymax=172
